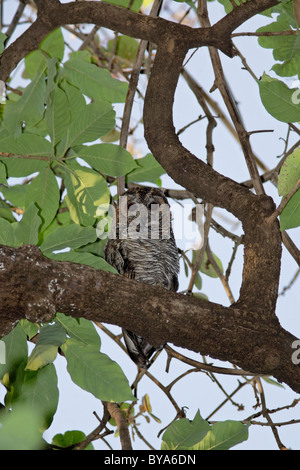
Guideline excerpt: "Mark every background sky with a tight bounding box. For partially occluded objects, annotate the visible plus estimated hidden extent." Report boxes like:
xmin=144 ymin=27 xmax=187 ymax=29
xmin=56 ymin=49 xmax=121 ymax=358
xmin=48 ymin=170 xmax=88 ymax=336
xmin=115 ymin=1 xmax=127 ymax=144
xmin=1 ymin=0 xmax=300 ymax=450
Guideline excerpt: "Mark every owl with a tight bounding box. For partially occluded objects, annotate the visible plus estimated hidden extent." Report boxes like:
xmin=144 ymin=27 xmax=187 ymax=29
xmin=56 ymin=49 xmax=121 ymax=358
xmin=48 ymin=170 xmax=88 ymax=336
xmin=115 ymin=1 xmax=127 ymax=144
xmin=104 ymin=186 xmax=180 ymax=369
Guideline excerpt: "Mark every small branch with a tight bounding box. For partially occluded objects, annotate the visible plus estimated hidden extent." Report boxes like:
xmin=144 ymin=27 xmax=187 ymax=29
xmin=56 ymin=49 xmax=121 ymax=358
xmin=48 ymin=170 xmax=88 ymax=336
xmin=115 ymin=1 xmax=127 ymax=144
xmin=232 ymin=30 xmax=298 ymax=38
xmin=104 ymin=402 xmax=132 ymax=450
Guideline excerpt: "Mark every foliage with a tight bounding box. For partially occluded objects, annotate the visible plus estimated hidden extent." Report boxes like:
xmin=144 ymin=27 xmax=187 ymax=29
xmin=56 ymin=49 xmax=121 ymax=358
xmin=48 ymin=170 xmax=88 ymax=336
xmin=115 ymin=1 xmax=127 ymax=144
xmin=0 ymin=0 xmax=299 ymax=451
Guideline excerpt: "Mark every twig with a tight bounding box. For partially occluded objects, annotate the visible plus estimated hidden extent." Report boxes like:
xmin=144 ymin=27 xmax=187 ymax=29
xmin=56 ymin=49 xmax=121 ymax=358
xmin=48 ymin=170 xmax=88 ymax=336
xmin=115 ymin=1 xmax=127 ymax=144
xmin=104 ymin=402 xmax=132 ymax=450
xmin=255 ymin=377 xmax=287 ymax=450
xmin=266 ymin=178 xmax=300 ymax=225
xmin=197 ymin=0 xmax=265 ymax=196
xmin=206 ymin=242 xmax=235 ymax=303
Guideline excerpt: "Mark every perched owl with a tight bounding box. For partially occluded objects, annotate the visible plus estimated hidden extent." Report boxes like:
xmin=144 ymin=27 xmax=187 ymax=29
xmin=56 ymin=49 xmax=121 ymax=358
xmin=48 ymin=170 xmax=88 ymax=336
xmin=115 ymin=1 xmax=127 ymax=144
xmin=104 ymin=186 xmax=179 ymax=368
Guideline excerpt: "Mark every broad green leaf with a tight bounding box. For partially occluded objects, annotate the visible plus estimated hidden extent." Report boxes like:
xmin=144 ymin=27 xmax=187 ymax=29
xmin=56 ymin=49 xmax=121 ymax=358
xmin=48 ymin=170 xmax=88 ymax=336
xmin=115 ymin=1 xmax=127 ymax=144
xmin=78 ymin=143 xmax=137 ymax=176
xmin=55 ymin=313 xmax=101 ymax=348
xmin=61 ymin=338 xmax=134 ymax=402
xmin=280 ymin=188 xmax=300 ymax=230
xmin=0 ymin=216 xmax=16 ymax=247
xmin=45 ymin=250 xmax=117 ymax=273
xmin=200 ymin=251 xmax=223 ymax=278
xmin=40 ymin=224 xmax=97 ymax=253
xmin=40 ymin=28 xmax=65 ymax=61
xmin=63 ymin=58 xmax=128 ymax=103
xmin=108 ymin=35 xmax=139 ymax=63
xmin=257 ymin=20 xmax=300 ymax=77
xmin=193 ymin=420 xmax=249 ymax=450
xmin=60 ymin=80 xmax=86 ymax=121
xmin=45 ymin=86 xmax=70 ymax=147
xmin=62 ymin=101 xmax=115 ymax=151
xmin=0 ymin=323 xmax=28 ymax=381
xmin=21 ymin=364 xmax=59 ymax=430
xmin=25 ymin=50 xmax=48 ymax=80
xmin=64 ymin=166 xmax=110 ymax=225
xmin=0 ymin=404 xmax=43 ymax=450
xmin=0 ymin=200 xmax=15 ymax=223
xmin=258 ymin=73 xmax=300 ymax=123
xmin=0 ymin=133 xmax=51 ymax=176
xmin=126 ymin=153 xmax=166 ymax=183
xmin=0 ymin=161 xmax=6 ymax=184
xmin=2 ymin=66 xmax=46 ymax=131
xmin=0 ymin=133 xmax=52 ymax=156
xmin=278 ymin=148 xmax=300 ymax=195
xmin=0 ymin=32 xmax=6 ymax=54
xmin=13 ymin=202 xmax=42 ymax=246
xmin=26 ymin=322 xmax=66 ymax=371
xmin=25 ymin=167 xmax=60 ymax=230
xmin=162 ymin=411 xmax=210 ymax=450
xmin=19 ymin=319 xmax=39 ymax=340
xmin=52 ymin=430 xmax=94 ymax=450
xmin=1 ymin=183 xmax=27 ymax=208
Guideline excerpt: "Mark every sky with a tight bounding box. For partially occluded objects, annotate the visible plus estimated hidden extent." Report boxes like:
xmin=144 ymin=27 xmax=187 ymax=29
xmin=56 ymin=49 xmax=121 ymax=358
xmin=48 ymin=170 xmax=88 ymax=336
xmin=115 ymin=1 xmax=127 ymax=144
xmin=1 ymin=0 xmax=300 ymax=451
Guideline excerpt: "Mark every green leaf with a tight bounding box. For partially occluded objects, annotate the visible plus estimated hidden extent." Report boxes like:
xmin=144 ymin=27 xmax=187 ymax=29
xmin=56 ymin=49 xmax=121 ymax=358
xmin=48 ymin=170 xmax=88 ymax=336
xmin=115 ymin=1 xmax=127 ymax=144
xmin=257 ymin=20 xmax=300 ymax=77
xmin=162 ymin=411 xmax=210 ymax=450
xmin=2 ymin=66 xmax=46 ymax=131
xmin=0 ymin=133 xmax=51 ymax=177
xmin=200 ymin=251 xmax=223 ymax=278
xmin=55 ymin=313 xmax=101 ymax=348
xmin=278 ymin=147 xmax=300 ymax=195
xmin=0 ymin=161 xmax=6 ymax=184
xmin=108 ymin=35 xmax=139 ymax=63
xmin=0 ymin=216 xmax=15 ymax=247
xmin=194 ymin=420 xmax=249 ymax=450
xmin=45 ymin=86 xmax=70 ymax=147
xmin=61 ymin=338 xmax=134 ymax=402
xmin=63 ymin=58 xmax=128 ymax=103
xmin=26 ymin=322 xmax=66 ymax=371
xmin=78 ymin=143 xmax=137 ymax=176
xmin=13 ymin=202 xmax=42 ymax=246
xmin=64 ymin=166 xmax=110 ymax=225
xmin=63 ymin=101 xmax=115 ymax=152
xmin=0 ymin=323 xmax=28 ymax=381
xmin=52 ymin=430 xmax=94 ymax=450
xmin=25 ymin=167 xmax=60 ymax=230
xmin=0 ymin=404 xmax=43 ymax=450
xmin=126 ymin=153 xmax=166 ymax=183
xmin=40 ymin=224 xmax=97 ymax=253
xmin=45 ymin=250 xmax=117 ymax=273
xmin=60 ymin=79 xmax=86 ymax=121
xmin=39 ymin=28 xmax=65 ymax=61
xmin=280 ymin=188 xmax=300 ymax=230
xmin=19 ymin=319 xmax=39 ymax=340
xmin=258 ymin=73 xmax=300 ymax=123
xmin=25 ymin=50 xmax=48 ymax=80
xmin=20 ymin=364 xmax=59 ymax=430
xmin=1 ymin=183 xmax=27 ymax=208
xmin=0 ymin=32 xmax=7 ymax=54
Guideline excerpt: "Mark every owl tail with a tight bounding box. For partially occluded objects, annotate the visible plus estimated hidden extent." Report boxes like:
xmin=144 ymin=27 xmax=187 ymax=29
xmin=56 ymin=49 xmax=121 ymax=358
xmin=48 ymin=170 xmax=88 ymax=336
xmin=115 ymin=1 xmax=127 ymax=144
xmin=122 ymin=329 xmax=161 ymax=369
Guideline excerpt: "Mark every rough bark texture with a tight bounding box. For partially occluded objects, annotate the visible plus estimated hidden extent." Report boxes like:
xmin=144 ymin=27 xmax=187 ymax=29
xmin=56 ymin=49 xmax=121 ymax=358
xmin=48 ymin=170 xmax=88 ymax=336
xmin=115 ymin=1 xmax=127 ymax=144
xmin=1 ymin=0 xmax=300 ymax=394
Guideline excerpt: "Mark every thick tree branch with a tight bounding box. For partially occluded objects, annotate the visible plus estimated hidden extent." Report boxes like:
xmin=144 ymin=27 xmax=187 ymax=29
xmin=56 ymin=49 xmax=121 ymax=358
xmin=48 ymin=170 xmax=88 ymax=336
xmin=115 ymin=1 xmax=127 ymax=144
xmin=0 ymin=244 xmax=299 ymax=394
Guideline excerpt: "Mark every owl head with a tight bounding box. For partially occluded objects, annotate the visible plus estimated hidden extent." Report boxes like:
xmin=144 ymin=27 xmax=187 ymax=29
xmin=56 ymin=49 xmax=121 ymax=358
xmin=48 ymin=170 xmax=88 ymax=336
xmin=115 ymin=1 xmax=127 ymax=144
xmin=116 ymin=186 xmax=173 ymax=241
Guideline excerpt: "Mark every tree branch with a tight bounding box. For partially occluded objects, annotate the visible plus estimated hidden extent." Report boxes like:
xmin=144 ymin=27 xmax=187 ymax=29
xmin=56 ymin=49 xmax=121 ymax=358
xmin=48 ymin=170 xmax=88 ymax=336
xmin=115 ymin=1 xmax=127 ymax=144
xmin=0 ymin=244 xmax=299 ymax=394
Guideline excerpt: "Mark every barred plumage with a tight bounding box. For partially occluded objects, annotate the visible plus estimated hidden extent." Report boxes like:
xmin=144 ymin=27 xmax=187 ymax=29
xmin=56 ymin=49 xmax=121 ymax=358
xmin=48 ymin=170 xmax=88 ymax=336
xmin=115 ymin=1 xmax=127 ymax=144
xmin=104 ymin=187 xmax=179 ymax=368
